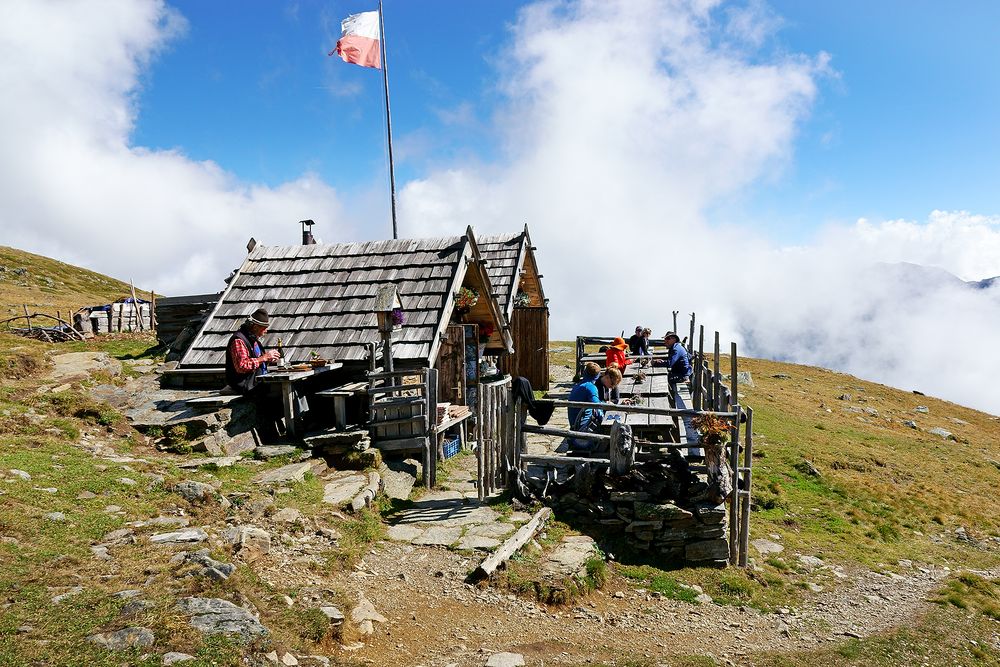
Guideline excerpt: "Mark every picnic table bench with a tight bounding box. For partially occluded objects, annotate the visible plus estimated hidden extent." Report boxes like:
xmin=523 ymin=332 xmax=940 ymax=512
xmin=259 ymin=364 xmax=341 ymax=436
xmin=314 ymin=380 xmax=368 ymax=428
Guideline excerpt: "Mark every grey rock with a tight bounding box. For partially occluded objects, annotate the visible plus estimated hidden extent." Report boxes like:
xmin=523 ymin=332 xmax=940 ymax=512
xmin=76 ymin=490 xmax=97 ymax=499
xmin=118 ymin=477 xmax=137 ymax=486
xmin=914 ymin=406 xmax=929 ymax=414
xmin=273 ymin=507 xmax=303 ymax=523
xmin=52 ymin=586 xmax=83 ymax=604
xmin=927 ymin=427 xmax=953 ymax=439
xmin=386 ymin=524 xmax=424 ymax=542
xmin=120 ymin=599 xmax=154 ymax=617
xmin=797 ymin=554 xmax=825 ymax=570
xmin=256 ymin=445 xmax=298 ymax=459
xmin=350 ymin=597 xmax=387 ymax=625
xmin=771 ymin=373 xmax=791 ymax=379
xmin=91 ymin=545 xmax=111 ymax=560
xmin=456 ymin=534 xmax=501 ymax=550
xmin=751 ymin=539 xmax=784 ymax=555
xmin=221 ymin=525 xmax=270 ymax=559
xmin=181 ymin=549 xmax=236 ymax=580
xmin=321 ymin=473 xmax=367 ymax=506
xmin=685 ymin=539 xmax=730 ymax=562
xmin=838 ymin=393 xmax=852 ymax=401
xmin=104 ymin=505 xmax=123 ymax=513
xmin=695 ymin=593 xmax=714 ymax=604
xmin=163 ymin=652 xmax=196 ymax=665
xmin=903 ymin=420 xmax=918 ymax=429
xmin=177 ymin=456 xmax=240 ymax=469
xmin=113 ymin=589 xmax=143 ymax=599
xmin=175 ymin=597 xmax=268 ymax=637
xmin=380 ymin=459 xmax=419 ymax=500
xmin=49 ymin=352 xmax=122 ymax=382
xmin=150 ymin=528 xmax=208 ymax=545
xmin=486 ymin=653 xmax=526 ymax=667
xmin=87 ymin=626 xmax=154 ymax=650
xmin=411 ymin=526 xmax=462 ymax=546
xmin=8 ymin=469 xmax=31 ymax=481
xmin=45 ymin=512 xmax=66 ymax=522
xmin=254 ymin=462 xmax=312 ymax=485
xmin=174 ymin=480 xmax=215 ymax=503
xmin=319 ymin=606 xmax=344 ymax=625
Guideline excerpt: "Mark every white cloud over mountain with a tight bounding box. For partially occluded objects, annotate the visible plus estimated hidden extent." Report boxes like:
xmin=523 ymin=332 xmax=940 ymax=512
xmin=0 ymin=0 xmax=356 ymax=295
xmin=1 ymin=0 xmax=998 ymax=412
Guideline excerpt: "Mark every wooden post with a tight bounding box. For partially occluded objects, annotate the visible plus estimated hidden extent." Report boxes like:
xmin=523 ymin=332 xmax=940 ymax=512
xmin=130 ymin=281 xmax=143 ymax=331
xmin=694 ymin=325 xmax=704 ymax=411
xmin=672 ymin=310 xmax=679 ymax=333
xmin=427 ymin=368 xmax=438 ymax=489
xmin=728 ymin=405 xmax=741 ymax=565
xmin=473 ymin=507 xmax=552 ymax=580
xmin=739 ymin=406 xmax=754 ymax=567
xmin=150 ymin=290 xmax=157 ymax=334
xmin=713 ymin=331 xmax=721 ymax=411
xmin=730 ymin=342 xmax=738 ymax=411
xmin=381 ymin=328 xmax=394 ymax=373
xmin=688 ymin=313 xmax=696 ymax=352
xmin=477 ymin=379 xmax=485 ymax=501
xmin=23 ymin=305 xmax=31 ymax=332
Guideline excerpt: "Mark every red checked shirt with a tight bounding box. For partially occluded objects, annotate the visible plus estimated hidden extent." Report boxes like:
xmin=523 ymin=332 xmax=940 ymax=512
xmin=228 ymin=337 xmax=266 ymax=374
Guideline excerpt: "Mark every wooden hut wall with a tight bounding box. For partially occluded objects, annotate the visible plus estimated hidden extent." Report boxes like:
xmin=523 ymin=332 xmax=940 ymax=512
xmin=498 ymin=306 xmax=549 ymax=390
xmin=154 ymin=293 xmax=219 ymax=346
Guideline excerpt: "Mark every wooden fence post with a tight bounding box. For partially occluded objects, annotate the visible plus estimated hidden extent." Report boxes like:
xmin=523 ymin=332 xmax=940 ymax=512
xmin=694 ymin=325 xmax=704 ymax=411
xmin=713 ymin=331 xmax=721 ymax=411
xmin=729 ymin=405 xmax=741 ymax=565
xmin=739 ymin=406 xmax=754 ymax=567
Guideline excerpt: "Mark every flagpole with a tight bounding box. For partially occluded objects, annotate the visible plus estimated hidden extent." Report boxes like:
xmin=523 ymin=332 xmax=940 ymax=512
xmin=378 ymin=0 xmax=399 ymax=240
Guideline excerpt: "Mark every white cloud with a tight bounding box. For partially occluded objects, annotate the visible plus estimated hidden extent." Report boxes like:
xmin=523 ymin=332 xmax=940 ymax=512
xmin=397 ymin=0 xmax=1000 ymax=413
xmin=0 ymin=0 xmax=356 ymax=296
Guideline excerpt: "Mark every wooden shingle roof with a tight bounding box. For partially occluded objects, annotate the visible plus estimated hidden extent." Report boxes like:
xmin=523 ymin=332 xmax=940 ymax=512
xmin=180 ymin=236 xmax=469 ymax=368
xmin=478 ymin=231 xmax=525 ymax=319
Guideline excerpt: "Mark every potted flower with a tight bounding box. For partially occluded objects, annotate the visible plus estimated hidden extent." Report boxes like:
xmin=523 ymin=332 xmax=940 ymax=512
xmin=390 ymin=307 xmax=405 ymax=329
xmin=513 ymin=289 xmax=531 ymax=308
xmin=455 ymin=286 xmax=479 ymax=318
xmin=476 ymin=321 xmax=495 ymax=357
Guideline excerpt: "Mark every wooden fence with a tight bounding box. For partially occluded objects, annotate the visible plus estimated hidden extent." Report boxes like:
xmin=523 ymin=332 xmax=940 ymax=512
xmin=572 ymin=319 xmax=755 ymax=567
xmin=477 ymin=375 xmax=517 ymax=500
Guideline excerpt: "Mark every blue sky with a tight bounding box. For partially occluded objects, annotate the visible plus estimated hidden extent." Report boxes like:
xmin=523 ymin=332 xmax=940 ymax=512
xmin=131 ymin=0 xmax=1000 ymax=244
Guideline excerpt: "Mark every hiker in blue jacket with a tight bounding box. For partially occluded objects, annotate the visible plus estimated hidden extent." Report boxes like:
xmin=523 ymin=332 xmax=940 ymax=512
xmin=654 ymin=331 xmax=700 ymax=456
xmin=563 ymin=363 xmax=622 ymax=453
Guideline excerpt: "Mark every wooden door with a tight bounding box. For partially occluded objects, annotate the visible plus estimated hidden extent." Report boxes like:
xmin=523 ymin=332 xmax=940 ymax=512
xmin=499 ymin=307 xmax=550 ymax=390
xmin=436 ymin=325 xmax=466 ymax=406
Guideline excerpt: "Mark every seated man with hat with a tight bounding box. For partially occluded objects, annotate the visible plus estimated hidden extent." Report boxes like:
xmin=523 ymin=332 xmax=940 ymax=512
xmin=225 ymin=308 xmax=280 ymax=395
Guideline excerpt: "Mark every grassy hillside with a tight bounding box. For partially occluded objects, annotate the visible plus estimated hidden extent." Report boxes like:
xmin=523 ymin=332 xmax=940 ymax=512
xmin=0 ymin=246 xmax=149 ymax=318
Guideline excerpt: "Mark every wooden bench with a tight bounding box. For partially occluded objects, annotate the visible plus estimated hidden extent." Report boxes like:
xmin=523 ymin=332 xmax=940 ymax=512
xmin=315 ymin=381 xmax=369 ymax=428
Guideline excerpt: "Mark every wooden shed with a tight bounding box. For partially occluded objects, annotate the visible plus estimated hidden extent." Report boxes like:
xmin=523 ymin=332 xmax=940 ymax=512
xmin=479 ymin=226 xmax=550 ymax=390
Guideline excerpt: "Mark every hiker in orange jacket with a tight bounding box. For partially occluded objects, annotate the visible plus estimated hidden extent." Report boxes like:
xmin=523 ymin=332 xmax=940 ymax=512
xmin=605 ymin=337 xmax=633 ymax=372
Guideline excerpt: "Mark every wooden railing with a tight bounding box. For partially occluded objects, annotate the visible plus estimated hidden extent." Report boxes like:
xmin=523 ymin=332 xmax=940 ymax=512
xmin=572 ymin=318 xmax=755 ymax=567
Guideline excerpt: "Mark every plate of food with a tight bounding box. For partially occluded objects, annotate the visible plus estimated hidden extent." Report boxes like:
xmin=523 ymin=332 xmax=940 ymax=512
xmin=289 ymin=363 xmax=312 ymax=371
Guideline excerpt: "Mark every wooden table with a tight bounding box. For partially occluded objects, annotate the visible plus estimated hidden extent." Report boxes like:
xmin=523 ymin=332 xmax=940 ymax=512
xmin=259 ymin=364 xmax=341 ymax=436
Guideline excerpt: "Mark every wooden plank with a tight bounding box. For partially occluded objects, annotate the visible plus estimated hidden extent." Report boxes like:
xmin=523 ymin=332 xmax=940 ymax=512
xmin=372 ymin=437 xmax=427 ymax=452
xmin=473 ymin=507 xmax=552 ymax=580
xmin=729 ymin=405 xmax=742 ymax=565
xmin=368 ymin=383 xmax=427 ymax=395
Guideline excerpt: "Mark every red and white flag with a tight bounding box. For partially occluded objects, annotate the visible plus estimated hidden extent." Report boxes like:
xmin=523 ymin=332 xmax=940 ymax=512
xmin=328 ymin=10 xmax=381 ymax=69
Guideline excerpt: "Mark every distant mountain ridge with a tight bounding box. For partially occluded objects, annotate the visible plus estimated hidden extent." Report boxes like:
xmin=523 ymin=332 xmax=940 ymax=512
xmin=873 ymin=261 xmax=999 ymax=292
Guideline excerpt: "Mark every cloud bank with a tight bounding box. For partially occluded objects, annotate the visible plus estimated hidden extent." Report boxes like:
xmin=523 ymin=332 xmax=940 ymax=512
xmin=0 ymin=0 xmax=356 ymax=295
xmin=397 ymin=0 xmax=1000 ymax=413
xmin=1 ymin=0 xmax=998 ymax=413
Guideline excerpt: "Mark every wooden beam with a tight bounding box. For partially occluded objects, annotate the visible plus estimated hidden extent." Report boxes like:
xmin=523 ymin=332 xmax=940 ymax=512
xmin=472 ymin=507 xmax=552 ymax=580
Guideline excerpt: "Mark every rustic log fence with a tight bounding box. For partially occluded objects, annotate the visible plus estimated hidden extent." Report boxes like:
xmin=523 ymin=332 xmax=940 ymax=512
xmin=477 ymin=375 xmax=517 ymax=500
xmin=570 ymin=318 xmax=755 ymax=566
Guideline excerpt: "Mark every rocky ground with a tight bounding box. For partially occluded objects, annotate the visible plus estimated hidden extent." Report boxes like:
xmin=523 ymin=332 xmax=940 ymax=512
xmin=2 ymin=346 xmax=998 ymax=666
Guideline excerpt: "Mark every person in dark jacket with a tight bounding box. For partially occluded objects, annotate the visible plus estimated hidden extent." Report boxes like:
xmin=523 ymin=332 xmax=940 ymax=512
xmin=563 ymin=363 xmax=622 ymax=453
xmin=654 ymin=331 xmax=700 ymax=457
xmin=654 ymin=331 xmax=692 ymax=382
xmin=225 ymin=308 xmax=279 ymax=395
xmin=627 ymin=326 xmax=649 ymax=356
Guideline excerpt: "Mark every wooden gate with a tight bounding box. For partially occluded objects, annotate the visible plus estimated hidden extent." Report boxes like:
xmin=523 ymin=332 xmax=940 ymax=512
xmin=436 ymin=325 xmax=466 ymax=406
xmin=368 ymin=367 xmax=439 ymax=488
xmin=498 ymin=307 xmax=549 ymax=390
xmin=477 ymin=376 xmax=518 ymax=500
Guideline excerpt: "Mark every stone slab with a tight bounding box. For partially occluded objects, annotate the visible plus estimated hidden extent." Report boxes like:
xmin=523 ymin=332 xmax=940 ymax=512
xmin=386 ymin=525 xmax=424 ymax=542
xmin=411 ymin=526 xmax=462 ymax=547
xmin=254 ymin=462 xmax=312 ymax=485
xmin=322 ymin=474 xmax=367 ymax=505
